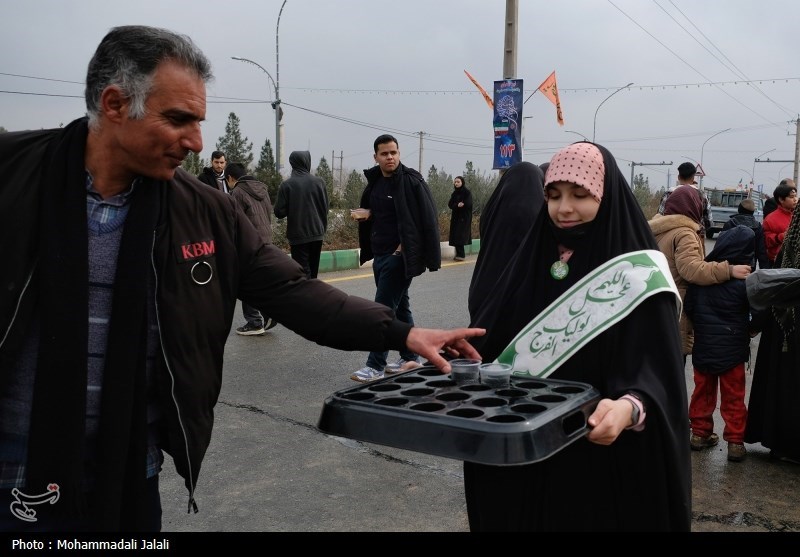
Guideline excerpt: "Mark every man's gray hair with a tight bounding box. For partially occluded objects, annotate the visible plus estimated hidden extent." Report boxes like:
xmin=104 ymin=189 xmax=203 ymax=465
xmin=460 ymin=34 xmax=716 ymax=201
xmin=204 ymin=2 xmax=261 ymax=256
xmin=85 ymin=25 xmax=213 ymax=128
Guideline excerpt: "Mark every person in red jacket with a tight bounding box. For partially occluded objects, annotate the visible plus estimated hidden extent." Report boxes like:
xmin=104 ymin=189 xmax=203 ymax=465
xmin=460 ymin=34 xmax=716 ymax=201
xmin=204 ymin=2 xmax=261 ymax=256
xmin=762 ymin=181 xmax=798 ymax=264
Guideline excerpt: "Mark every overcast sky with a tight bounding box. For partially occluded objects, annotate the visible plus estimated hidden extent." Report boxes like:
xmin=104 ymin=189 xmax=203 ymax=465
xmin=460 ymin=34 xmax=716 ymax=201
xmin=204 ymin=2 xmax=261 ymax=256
xmin=2 ymin=0 xmax=798 ymax=193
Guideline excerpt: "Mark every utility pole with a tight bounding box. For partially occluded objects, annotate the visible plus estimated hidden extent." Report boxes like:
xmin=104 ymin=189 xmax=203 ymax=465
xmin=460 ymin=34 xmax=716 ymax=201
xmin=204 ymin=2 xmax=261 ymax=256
xmin=499 ymin=0 xmax=518 ymax=178
xmin=339 ymin=150 xmax=343 ymax=188
xmin=793 ymin=117 xmax=799 ymax=184
xmin=630 ymin=161 xmax=672 ymax=190
xmin=503 ymin=0 xmax=518 ymax=80
xmin=418 ymin=131 xmax=425 ymax=172
xmin=331 ymin=149 xmax=335 ymax=190
xmin=275 ymin=0 xmax=287 ymax=174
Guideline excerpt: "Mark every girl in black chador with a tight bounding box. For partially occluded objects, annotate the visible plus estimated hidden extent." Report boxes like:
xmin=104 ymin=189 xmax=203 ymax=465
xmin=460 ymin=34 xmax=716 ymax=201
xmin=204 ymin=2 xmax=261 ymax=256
xmin=465 ymin=143 xmax=691 ymax=532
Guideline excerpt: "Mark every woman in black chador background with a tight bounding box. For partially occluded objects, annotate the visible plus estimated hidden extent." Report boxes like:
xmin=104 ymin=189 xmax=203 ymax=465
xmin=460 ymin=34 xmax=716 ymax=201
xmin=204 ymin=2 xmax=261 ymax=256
xmin=467 ymin=162 xmax=545 ymax=323
xmin=745 ymin=207 xmax=800 ymax=463
xmin=447 ymin=176 xmax=473 ymax=261
xmin=465 ymin=143 xmax=691 ymax=532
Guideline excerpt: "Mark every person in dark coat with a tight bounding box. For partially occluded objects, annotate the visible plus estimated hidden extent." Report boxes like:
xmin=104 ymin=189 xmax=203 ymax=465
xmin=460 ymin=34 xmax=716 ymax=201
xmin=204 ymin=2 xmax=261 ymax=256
xmin=197 ymin=150 xmax=228 ymax=193
xmin=745 ymin=205 xmax=800 ymax=463
xmin=274 ymin=151 xmax=329 ymax=278
xmin=0 ymin=26 xmax=486 ymax=532
xmin=722 ymin=198 xmax=769 ymax=269
xmin=349 ymin=134 xmax=442 ymax=383
xmin=447 ymin=176 xmax=473 ymax=261
xmin=684 ymin=225 xmax=756 ymax=462
xmin=464 ymin=142 xmax=691 ymax=532
xmin=467 ymin=162 xmax=545 ymax=326
xmin=226 ymin=162 xmax=277 ymax=335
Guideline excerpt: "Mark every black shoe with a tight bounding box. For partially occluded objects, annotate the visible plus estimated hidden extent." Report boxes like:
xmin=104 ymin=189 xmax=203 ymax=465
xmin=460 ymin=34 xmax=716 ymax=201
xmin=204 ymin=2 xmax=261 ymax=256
xmin=236 ymin=322 xmax=265 ymax=336
xmin=263 ymin=317 xmax=278 ymax=331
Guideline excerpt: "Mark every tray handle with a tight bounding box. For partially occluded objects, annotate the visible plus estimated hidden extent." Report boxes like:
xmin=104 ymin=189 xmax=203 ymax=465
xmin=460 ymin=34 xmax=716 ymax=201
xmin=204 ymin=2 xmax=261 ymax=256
xmin=560 ymin=408 xmax=590 ymax=440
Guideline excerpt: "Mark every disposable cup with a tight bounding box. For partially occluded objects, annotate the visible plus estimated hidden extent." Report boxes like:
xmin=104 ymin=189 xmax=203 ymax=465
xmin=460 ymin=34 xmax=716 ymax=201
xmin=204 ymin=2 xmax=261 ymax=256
xmin=350 ymin=208 xmax=371 ymax=221
xmin=449 ymin=358 xmax=481 ymax=386
xmin=479 ymin=362 xmax=513 ymax=388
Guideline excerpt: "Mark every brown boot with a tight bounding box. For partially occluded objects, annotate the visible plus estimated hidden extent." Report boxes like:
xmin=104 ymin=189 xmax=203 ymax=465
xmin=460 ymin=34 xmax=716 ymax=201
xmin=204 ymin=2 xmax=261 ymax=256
xmin=690 ymin=432 xmax=719 ymax=450
xmin=727 ymin=442 xmax=747 ymax=462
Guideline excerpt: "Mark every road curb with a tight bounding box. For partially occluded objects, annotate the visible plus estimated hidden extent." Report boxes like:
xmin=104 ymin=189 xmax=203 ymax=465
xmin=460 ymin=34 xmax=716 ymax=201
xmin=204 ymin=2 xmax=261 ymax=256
xmin=317 ymin=239 xmax=481 ymax=273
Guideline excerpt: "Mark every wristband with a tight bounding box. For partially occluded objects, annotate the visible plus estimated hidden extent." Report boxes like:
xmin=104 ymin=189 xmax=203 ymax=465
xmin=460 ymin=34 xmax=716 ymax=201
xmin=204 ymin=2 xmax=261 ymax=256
xmin=621 ymin=393 xmax=646 ymax=431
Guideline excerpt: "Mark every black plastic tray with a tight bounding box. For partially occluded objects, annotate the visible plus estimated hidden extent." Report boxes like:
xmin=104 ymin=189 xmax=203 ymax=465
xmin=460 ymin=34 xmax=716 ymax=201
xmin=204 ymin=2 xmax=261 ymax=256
xmin=317 ymin=365 xmax=601 ymax=466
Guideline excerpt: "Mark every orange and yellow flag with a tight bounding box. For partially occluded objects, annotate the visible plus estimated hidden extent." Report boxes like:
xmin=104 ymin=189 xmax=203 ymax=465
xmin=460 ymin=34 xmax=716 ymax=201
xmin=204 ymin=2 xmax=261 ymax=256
xmin=537 ymin=71 xmax=564 ymax=126
xmin=464 ymin=70 xmax=494 ymax=110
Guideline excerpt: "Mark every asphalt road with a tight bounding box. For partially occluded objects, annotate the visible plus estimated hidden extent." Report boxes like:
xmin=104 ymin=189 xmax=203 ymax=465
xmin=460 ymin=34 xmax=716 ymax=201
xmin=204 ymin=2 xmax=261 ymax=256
xmin=157 ymin=245 xmax=800 ymax=534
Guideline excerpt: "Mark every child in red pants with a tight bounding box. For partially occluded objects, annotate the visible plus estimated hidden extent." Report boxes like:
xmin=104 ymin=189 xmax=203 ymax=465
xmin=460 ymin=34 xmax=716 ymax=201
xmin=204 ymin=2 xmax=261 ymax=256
xmin=684 ymin=225 xmax=756 ymax=462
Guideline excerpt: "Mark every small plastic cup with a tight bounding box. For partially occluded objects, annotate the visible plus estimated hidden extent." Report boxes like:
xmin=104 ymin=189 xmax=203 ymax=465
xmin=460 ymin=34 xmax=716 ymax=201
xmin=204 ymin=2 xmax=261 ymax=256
xmin=449 ymin=358 xmax=481 ymax=386
xmin=350 ymin=208 xmax=371 ymax=221
xmin=479 ymin=362 xmax=513 ymax=388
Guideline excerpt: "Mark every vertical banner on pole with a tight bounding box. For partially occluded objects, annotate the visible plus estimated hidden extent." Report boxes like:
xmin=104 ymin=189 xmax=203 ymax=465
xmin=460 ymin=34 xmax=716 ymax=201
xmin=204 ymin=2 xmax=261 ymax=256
xmin=493 ymin=79 xmax=523 ymax=170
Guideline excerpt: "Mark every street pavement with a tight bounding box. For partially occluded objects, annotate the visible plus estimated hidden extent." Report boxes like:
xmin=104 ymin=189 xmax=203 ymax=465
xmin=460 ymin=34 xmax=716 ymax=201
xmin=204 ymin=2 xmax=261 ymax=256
xmin=157 ymin=246 xmax=800 ymax=534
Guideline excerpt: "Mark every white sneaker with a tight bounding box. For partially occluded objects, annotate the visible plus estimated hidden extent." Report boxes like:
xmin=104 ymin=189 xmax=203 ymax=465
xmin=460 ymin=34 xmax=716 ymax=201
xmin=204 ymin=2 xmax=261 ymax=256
xmin=393 ymin=357 xmax=422 ymax=372
xmin=350 ymin=367 xmax=384 ymax=383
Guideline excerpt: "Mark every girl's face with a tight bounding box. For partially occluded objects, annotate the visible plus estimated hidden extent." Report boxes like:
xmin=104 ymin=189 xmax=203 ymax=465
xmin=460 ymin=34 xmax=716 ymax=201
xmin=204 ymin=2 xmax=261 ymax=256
xmin=454 ymin=178 xmax=463 ymax=188
xmin=546 ymin=182 xmax=600 ymax=228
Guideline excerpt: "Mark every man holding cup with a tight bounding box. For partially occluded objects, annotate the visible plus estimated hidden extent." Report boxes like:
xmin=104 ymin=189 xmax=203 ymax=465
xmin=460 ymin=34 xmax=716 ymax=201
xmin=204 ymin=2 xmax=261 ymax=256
xmin=350 ymin=134 xmax=442 ymax=382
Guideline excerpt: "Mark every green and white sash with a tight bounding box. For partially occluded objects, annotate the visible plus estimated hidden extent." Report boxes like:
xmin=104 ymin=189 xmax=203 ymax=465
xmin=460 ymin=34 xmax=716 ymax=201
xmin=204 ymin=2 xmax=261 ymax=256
xmin=496 ymin=250 xmax=680 ymax=378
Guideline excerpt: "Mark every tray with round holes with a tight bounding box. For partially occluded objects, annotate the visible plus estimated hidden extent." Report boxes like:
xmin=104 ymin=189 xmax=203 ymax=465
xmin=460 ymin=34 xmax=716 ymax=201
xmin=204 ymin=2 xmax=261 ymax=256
xmin=317 ymin=365 xmax=601 ymax=466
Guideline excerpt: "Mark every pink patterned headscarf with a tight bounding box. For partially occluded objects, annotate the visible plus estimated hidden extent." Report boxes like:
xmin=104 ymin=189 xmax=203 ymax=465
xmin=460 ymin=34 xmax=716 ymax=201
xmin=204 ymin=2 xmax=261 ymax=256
xmin=544 ymin=143 xmax=605 ymax=202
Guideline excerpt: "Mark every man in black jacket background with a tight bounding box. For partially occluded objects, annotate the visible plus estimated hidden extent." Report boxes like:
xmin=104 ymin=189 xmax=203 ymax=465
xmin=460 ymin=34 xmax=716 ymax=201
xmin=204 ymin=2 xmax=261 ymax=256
xmin=721 ymin=198 xmax=770 ymax=270
xmin=226 ymin=162 xmax=278 ymax=334
xmin=350 ymin=134 xmax=442 ymax=383
xmin=274 ymin=151 xmax=329 ymax=279
xmin=197 ymin=150 xmax=228 ymax=192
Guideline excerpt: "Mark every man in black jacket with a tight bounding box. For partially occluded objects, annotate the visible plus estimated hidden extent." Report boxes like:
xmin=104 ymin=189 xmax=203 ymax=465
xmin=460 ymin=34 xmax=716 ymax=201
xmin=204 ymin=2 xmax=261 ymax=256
xmin=722 ymin=198 xmax=770 ymax=270
xmin=350 ymin=134 xmax=442 ymax=383
xmin=226 ymin=161 xmax=278 ymax=334
xmin=274 ymin=151 xmax=329 ymax=278
xmin=197 ymin=150 xmax=228 ymax=192
xmin=0 ymin=25 xmax=483 ymax=532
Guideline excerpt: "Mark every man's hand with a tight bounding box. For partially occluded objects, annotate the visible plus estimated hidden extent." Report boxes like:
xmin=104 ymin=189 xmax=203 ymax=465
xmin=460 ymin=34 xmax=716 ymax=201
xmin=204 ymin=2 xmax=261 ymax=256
xmin=405 ymin=327 xmax=486 ymax=373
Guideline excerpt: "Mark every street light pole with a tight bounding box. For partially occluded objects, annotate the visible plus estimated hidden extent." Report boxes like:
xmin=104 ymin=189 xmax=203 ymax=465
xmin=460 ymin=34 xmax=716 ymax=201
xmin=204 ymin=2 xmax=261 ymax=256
xmin=230 ymin=3 xmax=287 ymax=175
xmin=565 ymin=130 xmax=588 ymax=141
xmin=592 ymin=82 xmax=633 ymax=143
xmin=699 ymin=128 xmax=731 ymax=189
xmin=778 ymin=162 xmax=793 ymax=184
xmin=752 ymin=148 xmax=776 ymax=189
xmin=231 ymin=56 xmax=279 ymax=174
xmin=275 ymin=0 xmax=287 ymax=174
